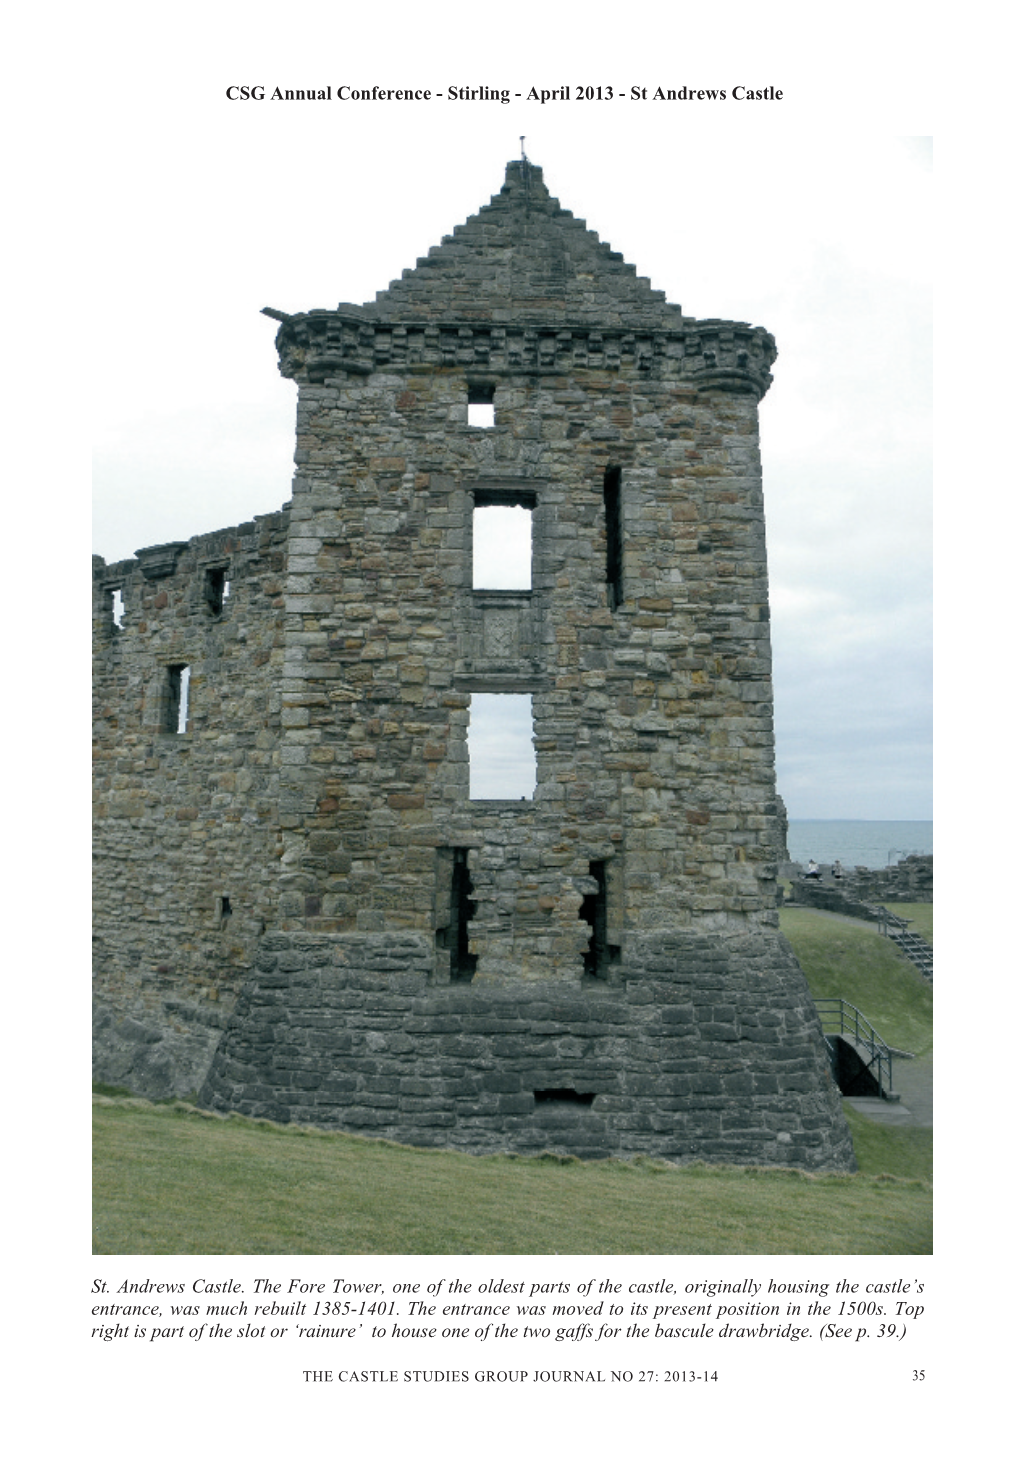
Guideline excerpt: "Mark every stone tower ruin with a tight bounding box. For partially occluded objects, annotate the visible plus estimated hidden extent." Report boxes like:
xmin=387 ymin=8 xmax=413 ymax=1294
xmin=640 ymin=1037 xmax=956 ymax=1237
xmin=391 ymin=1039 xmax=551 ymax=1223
xmin=93 ymin=160 xmax=854 ymax=1170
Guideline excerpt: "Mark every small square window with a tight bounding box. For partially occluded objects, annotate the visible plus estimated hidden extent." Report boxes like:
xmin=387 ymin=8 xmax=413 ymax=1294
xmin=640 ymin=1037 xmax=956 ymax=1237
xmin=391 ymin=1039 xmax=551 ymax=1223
xmin=468 ymin=382 xmax=495 ymax=429
xmin=205 ymin=567 xmax=230 ymax=616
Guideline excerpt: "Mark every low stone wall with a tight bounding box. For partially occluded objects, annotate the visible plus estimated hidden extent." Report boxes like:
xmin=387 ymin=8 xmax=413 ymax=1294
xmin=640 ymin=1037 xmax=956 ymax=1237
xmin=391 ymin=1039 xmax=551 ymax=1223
xmin=853 ymin=855 xmax=932 ymax=904
xmin=788 ymin=883 xmax=879 ymax=921
xmin=789 ymin=853 xmax=932 ymax=918
xmin=197 ymin=930 xmax=855 ymax=1172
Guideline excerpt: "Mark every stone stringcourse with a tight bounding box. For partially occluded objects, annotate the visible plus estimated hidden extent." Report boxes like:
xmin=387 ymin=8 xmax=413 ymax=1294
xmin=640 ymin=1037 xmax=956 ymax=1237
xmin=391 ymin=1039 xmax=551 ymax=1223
xmin=93 ymin=160 xmax=854 ymax=1170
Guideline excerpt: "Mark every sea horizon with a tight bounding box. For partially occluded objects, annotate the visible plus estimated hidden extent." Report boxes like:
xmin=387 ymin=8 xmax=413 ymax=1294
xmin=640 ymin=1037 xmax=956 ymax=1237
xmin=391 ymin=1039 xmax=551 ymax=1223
xmin=785 ymin=819 xmax=932 ymax=871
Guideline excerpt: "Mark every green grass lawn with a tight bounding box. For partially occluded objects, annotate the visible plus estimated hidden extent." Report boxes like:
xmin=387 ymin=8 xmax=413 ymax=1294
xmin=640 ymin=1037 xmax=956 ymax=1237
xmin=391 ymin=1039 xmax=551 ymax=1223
xmin=93 ymin=906 xmax=932 ymax=1256
xmin=93 ymin=1095 xmax=931 ymax=1255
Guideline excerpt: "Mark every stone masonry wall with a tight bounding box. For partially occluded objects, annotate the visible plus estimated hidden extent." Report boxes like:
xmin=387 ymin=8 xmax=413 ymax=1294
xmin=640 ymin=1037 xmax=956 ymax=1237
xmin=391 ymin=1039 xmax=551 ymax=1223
xmin=273 ymin=353 xmax=782 ymax=975
xmin=199 ymin=929 xmax=854 ymax=1170
xmin=93 ymin=511 xmax=289 ymax=1096
xmin=264 ymin=165 xmax=784 ymax=989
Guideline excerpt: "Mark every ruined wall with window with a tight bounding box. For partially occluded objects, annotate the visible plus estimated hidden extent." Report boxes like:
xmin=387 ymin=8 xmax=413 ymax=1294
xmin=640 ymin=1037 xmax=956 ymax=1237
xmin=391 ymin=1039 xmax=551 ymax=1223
xmin=92 ymin=512 xmax=288 ymax=1096
xmin=94 ymin=161 xmax=854 ymax=1168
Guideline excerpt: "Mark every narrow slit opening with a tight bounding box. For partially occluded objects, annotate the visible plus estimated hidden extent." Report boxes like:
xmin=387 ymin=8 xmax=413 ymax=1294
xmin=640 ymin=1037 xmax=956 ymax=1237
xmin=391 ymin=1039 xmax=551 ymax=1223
xmin=581 ymin=860 xmax=609 ymax=979
xmin=603 ymin=465 xmax=623 ymax=610
xmin=167 ymin=665 xmax=191 ymax=735
xmin=449 ymin=848 xmax=477 ymax=983
xmin=534 ymin=1090 xmax=596 ymax=1107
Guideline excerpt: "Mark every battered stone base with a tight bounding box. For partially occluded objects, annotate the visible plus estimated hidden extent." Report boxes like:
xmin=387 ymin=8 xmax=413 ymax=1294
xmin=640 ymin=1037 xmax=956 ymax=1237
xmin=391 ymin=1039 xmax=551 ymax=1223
xmin=196 ymin=930 xmax=855 ymax=1172
xmin=93 ymin=998 xmax=227 ymax=1100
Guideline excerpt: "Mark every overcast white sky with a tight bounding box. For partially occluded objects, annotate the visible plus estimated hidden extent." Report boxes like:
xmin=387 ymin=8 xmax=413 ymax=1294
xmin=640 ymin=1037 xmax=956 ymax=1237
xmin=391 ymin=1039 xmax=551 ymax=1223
xmin=90 ymin=4 xmax=932 ymax=821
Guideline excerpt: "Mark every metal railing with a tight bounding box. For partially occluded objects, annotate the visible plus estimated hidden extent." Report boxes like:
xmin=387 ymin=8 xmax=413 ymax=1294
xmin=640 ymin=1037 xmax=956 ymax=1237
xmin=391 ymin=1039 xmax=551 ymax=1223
xmin=814 ymin=997 xmax=895 ymax=1098
xmin=872 ymin=906 xmax=933 ymax=980
xmin=873 ymin=904 xmax=910 ymax=938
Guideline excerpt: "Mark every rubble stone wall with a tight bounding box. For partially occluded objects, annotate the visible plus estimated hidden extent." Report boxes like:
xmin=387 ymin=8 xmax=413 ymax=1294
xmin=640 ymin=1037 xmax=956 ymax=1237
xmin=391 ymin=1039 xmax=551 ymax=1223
xmin=92 ymin=512 xmax=289 ymax=1096
xmin=853 ymin=855 xmax=933 ymax=904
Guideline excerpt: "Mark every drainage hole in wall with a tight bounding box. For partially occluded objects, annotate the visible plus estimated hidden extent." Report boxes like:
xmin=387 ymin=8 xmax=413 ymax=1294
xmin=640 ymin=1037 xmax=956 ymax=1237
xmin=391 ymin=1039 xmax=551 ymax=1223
xmin=533 ymin=1089 xmax=596 ymax=1107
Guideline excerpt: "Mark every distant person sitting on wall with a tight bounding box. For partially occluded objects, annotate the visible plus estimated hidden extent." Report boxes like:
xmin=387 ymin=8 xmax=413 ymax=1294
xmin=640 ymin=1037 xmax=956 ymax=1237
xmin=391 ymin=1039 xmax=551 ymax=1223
xmin=805 ymin=860 xmax=822 ymax=880
xmin=832 ymin=859 xmax=844 ymax=879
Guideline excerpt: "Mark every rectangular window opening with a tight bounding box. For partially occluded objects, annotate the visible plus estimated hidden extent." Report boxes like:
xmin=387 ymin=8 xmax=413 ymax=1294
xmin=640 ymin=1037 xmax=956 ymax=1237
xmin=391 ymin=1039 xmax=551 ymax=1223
xmin=468 ymin=382 xmax=495 ymax=429
xmin=205 ymin=567 xmax=229 ymax=616
xmin=468 ymin=693 xmax=535 ymax=800
xmin=111 ymin=588 xmax=125 ymax=628
xmin=167 ymin=664 xmax=191 ymax=735
xmin=603 ymin=465 xmax=623 ymax=610
xmin=473 ymin=503 xmax=532 ymax=589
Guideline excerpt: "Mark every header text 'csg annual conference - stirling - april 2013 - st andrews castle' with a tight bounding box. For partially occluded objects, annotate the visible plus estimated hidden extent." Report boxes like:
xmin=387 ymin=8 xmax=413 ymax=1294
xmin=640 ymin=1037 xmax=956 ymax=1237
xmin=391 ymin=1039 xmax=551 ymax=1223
xmin=224 ymin=84 xmax=784 ymax=104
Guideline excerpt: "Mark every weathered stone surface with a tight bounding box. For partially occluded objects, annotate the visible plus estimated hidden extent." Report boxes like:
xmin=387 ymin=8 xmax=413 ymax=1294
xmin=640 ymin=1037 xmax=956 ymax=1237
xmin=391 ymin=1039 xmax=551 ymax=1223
xmin=92 ymin=514 xmax=289 ymax=1093
xmin=197 ymin=931 xmax=852 ymax=1170
xmin=93 ymin=159 xmax=854 ymax=1169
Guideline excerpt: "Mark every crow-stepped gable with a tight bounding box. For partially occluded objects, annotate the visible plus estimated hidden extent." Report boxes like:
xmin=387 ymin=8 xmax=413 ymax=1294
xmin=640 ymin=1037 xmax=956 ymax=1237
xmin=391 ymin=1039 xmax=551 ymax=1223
xmin=93 ymin=160 xmax=854 ymax=1170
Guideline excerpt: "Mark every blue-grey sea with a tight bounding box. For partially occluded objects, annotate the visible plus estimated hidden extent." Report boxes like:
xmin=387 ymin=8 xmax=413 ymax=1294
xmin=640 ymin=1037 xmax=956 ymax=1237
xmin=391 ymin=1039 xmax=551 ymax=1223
xmin=786 ymin=820 xmax=932 ymax=871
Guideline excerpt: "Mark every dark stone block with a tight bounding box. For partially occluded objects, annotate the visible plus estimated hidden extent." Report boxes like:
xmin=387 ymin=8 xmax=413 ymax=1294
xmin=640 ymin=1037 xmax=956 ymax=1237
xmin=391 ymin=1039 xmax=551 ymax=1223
xmin=399 ymin=1079 xmax=438 ymax=1096
xmin=343 ymin=1107 xmax=393 ymax=1127
xmin=723 ymin=1072 xmax=755 ymax=1095
xmin=480 ymin=1073 xmax=522 ymax=1093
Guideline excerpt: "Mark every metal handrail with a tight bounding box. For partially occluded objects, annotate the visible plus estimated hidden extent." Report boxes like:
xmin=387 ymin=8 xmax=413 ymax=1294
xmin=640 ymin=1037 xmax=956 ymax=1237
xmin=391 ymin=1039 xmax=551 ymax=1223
xmin=874 ymin=912 xmax=934 ymax=981
xmin=814 ymin=997 xmax=894 ymax=1098
xmin=872 ymin=904 xmax=911 ymax=937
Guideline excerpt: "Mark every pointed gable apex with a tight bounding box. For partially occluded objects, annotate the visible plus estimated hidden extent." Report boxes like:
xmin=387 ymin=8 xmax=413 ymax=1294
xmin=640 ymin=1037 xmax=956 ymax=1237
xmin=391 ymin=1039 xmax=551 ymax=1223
xmin=363 ymin=160 xmax=684 ymax=329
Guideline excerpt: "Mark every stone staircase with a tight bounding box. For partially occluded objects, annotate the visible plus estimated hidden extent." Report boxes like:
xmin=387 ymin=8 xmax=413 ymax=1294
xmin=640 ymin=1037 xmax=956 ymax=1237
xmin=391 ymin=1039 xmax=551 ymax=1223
xmin=886 ymin=928 xmax=933 ymax=981
xmin=875 ymin=908 xmax=933 ymax=982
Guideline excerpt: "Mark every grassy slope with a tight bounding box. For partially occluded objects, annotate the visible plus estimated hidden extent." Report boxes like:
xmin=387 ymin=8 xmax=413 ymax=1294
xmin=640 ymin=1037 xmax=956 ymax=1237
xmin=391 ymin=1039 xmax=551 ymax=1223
xmin=779 ymin=908 xmax=933 ymax=1058
xmin=93 ymin=1097 xmax=931 ymax=1256
xmin=93 ymin=908 xmax=932 ymax=1256
xmin=779 ymin=903 xmax=933 ymax=1224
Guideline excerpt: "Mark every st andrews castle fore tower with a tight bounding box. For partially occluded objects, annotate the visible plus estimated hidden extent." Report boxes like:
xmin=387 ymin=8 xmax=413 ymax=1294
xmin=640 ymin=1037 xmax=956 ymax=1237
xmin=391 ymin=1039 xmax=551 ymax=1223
xmin=93 ymin=160 xmax=854 ymax=1169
